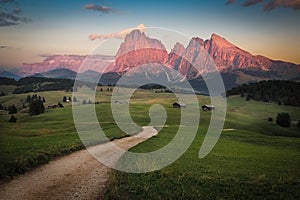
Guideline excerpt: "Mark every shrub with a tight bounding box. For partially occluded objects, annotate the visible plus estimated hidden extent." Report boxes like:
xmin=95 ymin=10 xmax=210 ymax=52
xmin=73 ymin=96 xmax=77 ymax=102
xmin=63 ymin=96 xmax=67 ymax=102
xmin=9 ymin=115 xmax=17 ymax=123
xmin=268 ymin=117 xmax=273 ymax=122
xmin=8 ymin=105 xmax=17 ymax=114
xmin=276 ymin=113 xmax=291 ymax=127
xmin=29 ymin=99 xmax=45 ymax=115
xmin=57 ymin=102 xmax=64 ymax=108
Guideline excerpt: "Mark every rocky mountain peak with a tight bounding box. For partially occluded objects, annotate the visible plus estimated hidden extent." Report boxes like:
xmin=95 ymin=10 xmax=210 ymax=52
xmin=210 ymin=33 xmax=235 ymax=48
xmin=167 ymin=42 xmax=186 ymax=69
xmin=113 ymin=30 xmax=168 ymax=72
xmin=170 ymin=42 xmax=185 ymax=55
xmin=124 ymin=29 xmax=146 ymax=42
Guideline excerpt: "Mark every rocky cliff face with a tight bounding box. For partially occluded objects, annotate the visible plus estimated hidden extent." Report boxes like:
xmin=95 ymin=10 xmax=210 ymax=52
xmin=167 ymin=42 xmax=185 ymax=70
xmin=174 ymin=37 xmax=208 ymax=79
xmin=111 ymin=30 xmax=168 ymax=72
xmin=204 ymin=34 xmax=269 ymax=71
xmin=171 ymin=33 xmax=299 ymax=79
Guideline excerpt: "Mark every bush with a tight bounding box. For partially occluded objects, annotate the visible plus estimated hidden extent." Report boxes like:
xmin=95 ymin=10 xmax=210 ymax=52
xmin=29 ymin=99 xmax=45 ymax=115
xmin=276 ymin=113 xmax=291 ymax=127
xmin=63 ymin=96 xmax=67 ymax=102
xmin=57 ymin=102 xmax=64 ymax=108
xmin=73 ymin=96 xmax=77 ymax=102
xmin=9 ymin=115 xmax=17 ymax=123
xmin=8 ymin=105 xmax=17 ymax=114
xmin=268 ymin=117 xmax=273 ymax=122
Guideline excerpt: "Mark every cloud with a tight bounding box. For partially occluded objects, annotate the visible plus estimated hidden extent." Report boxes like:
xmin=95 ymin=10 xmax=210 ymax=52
xmin=0 ymin=9 xmax=31 ymax=26
xmin=226 ymin=0 xmax=300 ymax=11
xmin=242 ymin=0 xmax=263 ymax=7
xmin=0 ymin=0 xmax=14 ymax=3
xmin=226 ymin=0 xmax=236 ymax=5
xmin=89 ymin=24 xmax=146 ymax=40
xmin=13 ymin=7 xmax=21 ymax=14
xmin=84 ymin=4 xmax=113 ymax=13
xmin=264 ymin=0 xmax=300 ymax=11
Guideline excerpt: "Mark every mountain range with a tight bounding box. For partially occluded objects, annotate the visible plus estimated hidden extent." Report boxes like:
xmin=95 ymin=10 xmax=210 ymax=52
xmin=1 ymin=30 xmax=299 ymax=89
xmin=108 ymin=30 xmax=299 ymax=82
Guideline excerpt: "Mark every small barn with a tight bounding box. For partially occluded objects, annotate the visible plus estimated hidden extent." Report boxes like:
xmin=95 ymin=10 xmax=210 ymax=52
xmin=202 ymin=105 xmax=216 ymax=111
xmin=173 ymin=103 xmax=186 ymax=108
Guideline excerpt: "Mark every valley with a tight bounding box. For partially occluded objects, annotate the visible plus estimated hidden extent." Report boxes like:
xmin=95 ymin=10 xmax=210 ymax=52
xmin=0 ymin=87 xmax=299 ymax=198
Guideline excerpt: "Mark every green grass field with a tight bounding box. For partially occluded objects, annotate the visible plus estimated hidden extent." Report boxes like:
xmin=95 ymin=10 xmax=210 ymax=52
xmin=0 ymin=87 xmax=127 ymax=179
xmin=103 ymin=95 xmax=300 ymax=199
xmin=0 ymin=88 xmax=300 ymax=199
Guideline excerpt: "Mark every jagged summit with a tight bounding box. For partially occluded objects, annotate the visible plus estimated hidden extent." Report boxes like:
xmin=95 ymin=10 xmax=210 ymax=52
xmin=113 ymin=30 xmax=168 ymax=72
xmin=170 ymin=42 xmax=185 ymax=54
xmin=210 ymin=33 xmax=235 ymax=48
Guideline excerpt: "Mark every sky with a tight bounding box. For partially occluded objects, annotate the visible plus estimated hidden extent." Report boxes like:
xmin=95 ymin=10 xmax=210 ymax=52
xmin=0 ymin=0 xmax=300 ymax=68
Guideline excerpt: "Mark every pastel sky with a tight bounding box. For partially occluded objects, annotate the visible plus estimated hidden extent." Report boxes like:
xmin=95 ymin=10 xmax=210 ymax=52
xmin=0 ymin=0 xmax=300 ymax=68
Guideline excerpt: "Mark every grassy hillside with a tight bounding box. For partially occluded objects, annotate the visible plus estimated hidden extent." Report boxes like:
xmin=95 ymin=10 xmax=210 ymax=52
xmin=103 ymin=95 xmax=300 ymax=199
xmin=0 ymin=87 xmax=125 ymax=179
xmin=0 ymin=89 xmax=299 ymax=199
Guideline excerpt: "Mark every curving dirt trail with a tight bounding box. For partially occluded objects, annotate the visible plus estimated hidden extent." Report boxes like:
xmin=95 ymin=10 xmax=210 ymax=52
xmin=0 ymin=126 xmax=157 ymax=200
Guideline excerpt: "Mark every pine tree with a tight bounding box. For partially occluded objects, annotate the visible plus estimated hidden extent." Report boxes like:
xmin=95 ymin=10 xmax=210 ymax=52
xmin=8 ymin=105 xmax=17 ymax=114
xmin=26 ymin=95 xmax=31 ymax=103
xmin=29 ymin=99 xmax=45 ymax=115
xmin=73 ymin=96 xmax=77 ymax=102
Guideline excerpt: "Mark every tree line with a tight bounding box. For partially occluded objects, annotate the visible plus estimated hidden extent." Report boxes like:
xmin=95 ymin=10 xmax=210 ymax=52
xmin=0 ymin=94 xmax=46 ymax=122
xmin=0 ymin=77 xmax=96 ymax=94
xmin=13 ymin=77 xmax=75 ymax=94
xmin=226 ymin=80 xmax=300 ymax=107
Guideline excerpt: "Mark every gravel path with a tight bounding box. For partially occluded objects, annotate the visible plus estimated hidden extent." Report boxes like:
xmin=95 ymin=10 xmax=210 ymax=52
xmin=0 ymin=126 xmax=157 ymax=200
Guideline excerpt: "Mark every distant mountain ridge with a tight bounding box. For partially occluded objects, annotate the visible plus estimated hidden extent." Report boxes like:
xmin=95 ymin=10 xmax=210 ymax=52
xmin=13 ymin=30 xmax=300 ymax=89
xmin=21 ymin=55 xmax=114 ymax=76
xmin=0 ymin=70 xmax=21 ymax=80
xmin=35 ymin=68 xmax=77 ymax=79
